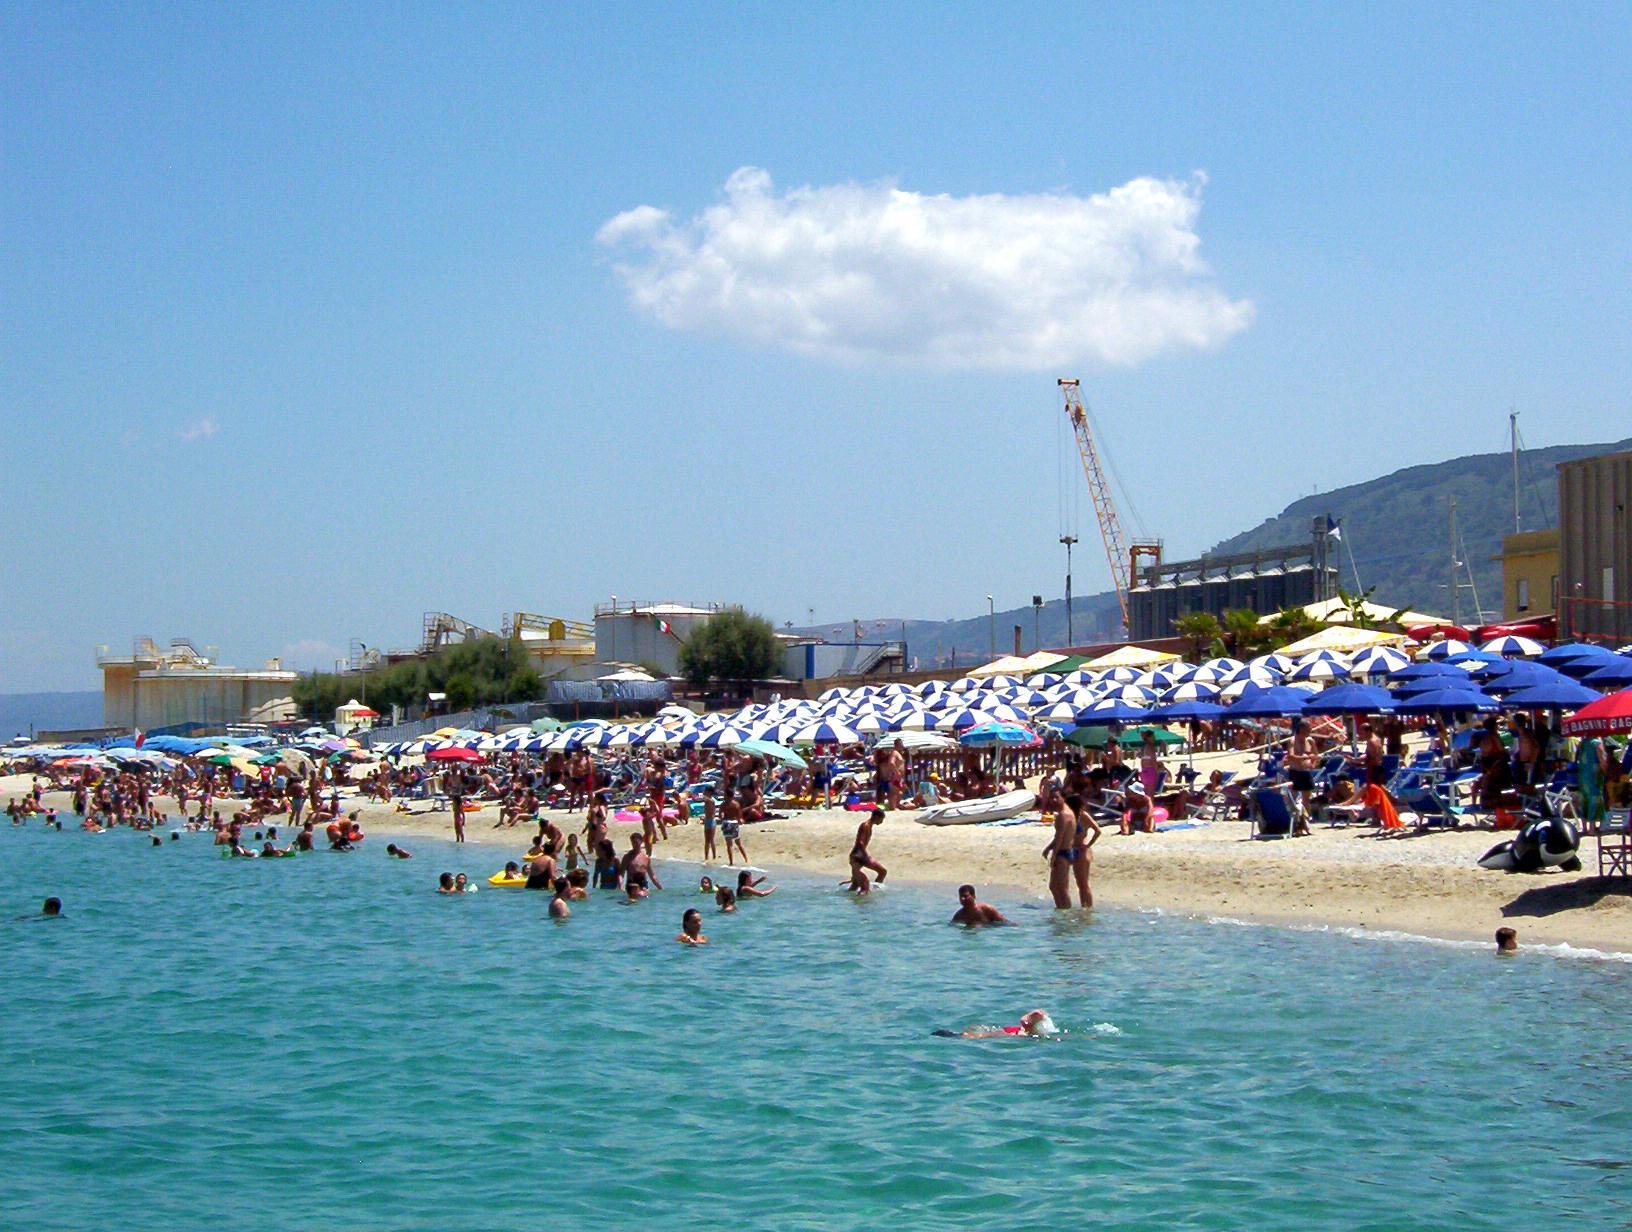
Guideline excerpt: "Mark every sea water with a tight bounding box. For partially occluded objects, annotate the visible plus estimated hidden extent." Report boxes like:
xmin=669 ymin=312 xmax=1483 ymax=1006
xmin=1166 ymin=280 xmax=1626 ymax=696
xmin=4 ymin=825 xmax=1632 ymax=1231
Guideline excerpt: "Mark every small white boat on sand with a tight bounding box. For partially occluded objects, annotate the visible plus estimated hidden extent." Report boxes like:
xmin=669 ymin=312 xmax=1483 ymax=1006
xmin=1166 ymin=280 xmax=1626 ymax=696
xmin=914 ymin=789 xmax=1035 ymax=827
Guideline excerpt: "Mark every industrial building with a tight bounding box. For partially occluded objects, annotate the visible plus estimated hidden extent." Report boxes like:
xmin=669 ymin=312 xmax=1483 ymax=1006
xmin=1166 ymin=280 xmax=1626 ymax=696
xmin=1128 ymin=521 xmax=1339 ymax=641
xmin=1558 ymin=447 xmax=1632 ymax=643
xmin=1495 ymin=528 xmax=1560 ymax=622
xmin=592 ymin=601 xmax=725 ymax=677
xmin=99 ymin=637 xmax=298 ymax=731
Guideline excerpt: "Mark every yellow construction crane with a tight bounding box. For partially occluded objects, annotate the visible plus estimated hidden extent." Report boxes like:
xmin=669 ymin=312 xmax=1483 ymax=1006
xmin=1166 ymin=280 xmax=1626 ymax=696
xmin=1059 ymin=379 xmax=1161 ymax=633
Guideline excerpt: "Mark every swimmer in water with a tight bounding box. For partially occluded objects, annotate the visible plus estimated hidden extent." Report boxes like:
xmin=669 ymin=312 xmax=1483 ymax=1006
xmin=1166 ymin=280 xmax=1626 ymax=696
xmin=548 ymin=877 xmax=571 ymax=919
xmin=19 ymin=896 xmax=64 ymax=921
xmin=736 ymin=871 xmax=775 ymax=898
xmin=950 ymin=884 xmax=1008 ymax=927
xmin=699 ymin=875 xmax=715 ymax=895
xmin=454 ymin=873 xmax=472 ymax=893
xmin=437 ymin=873 xmax=458 ymax=894
xmin=715 ymin=886 xmax=737 ymax=912
xmin=935 ymin=1010 xmax=1057 ymax=1039
xmin=1496 ymin=926 xmax=1518 ymax=954
xmin=677 ymin=908 xmax=707 ymax=945
xmin=385 ymin=843 xmax=412 ymax=859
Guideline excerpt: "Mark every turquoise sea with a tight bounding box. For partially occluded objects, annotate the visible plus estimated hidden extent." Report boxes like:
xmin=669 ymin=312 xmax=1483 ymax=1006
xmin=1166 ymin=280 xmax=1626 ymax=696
xmin=4 ymin=823 xmax=1632 ymax=1231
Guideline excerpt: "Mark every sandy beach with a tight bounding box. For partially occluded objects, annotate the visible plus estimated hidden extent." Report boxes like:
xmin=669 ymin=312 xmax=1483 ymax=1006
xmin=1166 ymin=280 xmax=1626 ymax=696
xmin=17 ymin=767 xmax=1630 ymax=956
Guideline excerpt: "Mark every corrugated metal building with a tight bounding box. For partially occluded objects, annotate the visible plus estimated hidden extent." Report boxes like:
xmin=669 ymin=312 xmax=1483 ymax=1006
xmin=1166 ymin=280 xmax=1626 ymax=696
xmin=1558 ymin=448 xmax=1632 ymax=643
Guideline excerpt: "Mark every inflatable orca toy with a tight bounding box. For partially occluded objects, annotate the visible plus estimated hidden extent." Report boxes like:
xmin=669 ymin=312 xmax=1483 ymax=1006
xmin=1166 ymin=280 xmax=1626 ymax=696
xmin=1478 ymin=816 xmax=1583 ymax=874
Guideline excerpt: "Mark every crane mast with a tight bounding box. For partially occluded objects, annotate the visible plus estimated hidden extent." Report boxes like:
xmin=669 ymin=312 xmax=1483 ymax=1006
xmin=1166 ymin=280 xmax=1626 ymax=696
xmin=1059 ymin=379 xmax=1159 ymax=633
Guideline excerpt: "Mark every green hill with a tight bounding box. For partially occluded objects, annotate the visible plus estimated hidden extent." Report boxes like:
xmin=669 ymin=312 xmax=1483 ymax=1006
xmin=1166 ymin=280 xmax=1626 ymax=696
xmin=1206 ymin=438 xmax=1631 ymax=620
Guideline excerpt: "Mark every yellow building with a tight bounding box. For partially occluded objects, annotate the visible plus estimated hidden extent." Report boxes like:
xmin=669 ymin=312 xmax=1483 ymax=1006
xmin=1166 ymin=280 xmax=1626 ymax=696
xmin=99 ymin=637 xmax=298 ymax=731
xmin=1495 ymin=528 xmax=1560 ymax=621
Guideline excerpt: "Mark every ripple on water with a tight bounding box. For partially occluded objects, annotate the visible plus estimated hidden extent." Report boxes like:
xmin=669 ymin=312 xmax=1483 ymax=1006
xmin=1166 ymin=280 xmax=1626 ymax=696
xmin=2 ymin=824 xmax=1632 ymax=1230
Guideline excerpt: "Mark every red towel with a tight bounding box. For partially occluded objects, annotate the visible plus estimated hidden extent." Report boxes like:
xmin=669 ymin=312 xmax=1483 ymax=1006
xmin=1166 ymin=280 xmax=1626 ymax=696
xmin=1364 ymin=784 xmax=1403 ymax=829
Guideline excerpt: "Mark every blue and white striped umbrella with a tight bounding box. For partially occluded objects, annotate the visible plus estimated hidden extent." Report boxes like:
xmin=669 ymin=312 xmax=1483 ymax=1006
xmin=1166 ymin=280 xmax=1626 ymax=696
xmin=1098 ymin=667 xmax=1139 ymax=684
xmin=1164 ymin=663 xmax=1201 ymax=684
xmin=789 ymin=720 xmax=863 ymax=745
xmin=894 ymin=709 xmax=937 ymax=731
xmin=1074 ymin=698 xmax=1150 ymax=724
xmin=1349 ymin=646 xmax=1410 ymax=676
xmin=1160 ymin=681 xmax=1221 ymax=703
xmin=849 ymin=713 xmax=895 ymax=735
xmin=1424 ymin=639 xmax=1473 ymax=660
xmin=698 ymin=725 xmax=754 ymax=748
xmin=1249 ymin=653 xmax=1295 ymax=675
xmin=1287 ymin=659 xmax=1348 ymax=683
xmin=974 ymin=702 xmax=1029 ymax=724
xmin=1206 ymin=657 xmax=1246 ymax=674
xmin=1295 ymin=650 xmax=1350 ymax=667
xmin=1481 ymin=634 xmax=1545 ymax=659
xmin=1029 ymin=673 xmax=1065 ymax=687
xmin=1035 ymin=700 xmax=1086 ymax=722
xmin=1100 ymin=684 xmax=1158 ymax=704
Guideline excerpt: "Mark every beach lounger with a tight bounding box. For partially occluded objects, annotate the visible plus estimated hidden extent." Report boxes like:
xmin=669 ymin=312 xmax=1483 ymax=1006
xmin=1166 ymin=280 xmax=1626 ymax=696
xmin=1250 ymin=787 xmax=1296 ymax=840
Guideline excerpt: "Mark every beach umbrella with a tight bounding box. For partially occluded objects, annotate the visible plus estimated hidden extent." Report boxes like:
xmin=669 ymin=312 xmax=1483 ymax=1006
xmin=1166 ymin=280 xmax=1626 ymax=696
xmin=1073 ymin=699 xmax=1149 ymax=725
xmin=1029 ymin=672 xmax=1064 ymax=687
xmin=1537 ymin=642 xmax=1611 ymax=668
xmin=1301 ymin=683 xmax=1395 ymax=715
xmin=1481 ymin=634 xmax=1545 ymax=658
xmin=1389 ymin=661 xmax=1465 ymax=682
xmin=1249 ymin=653 xmax=1295 ymax=675
xmin=1501 ymin=680 xmax=1601 ymax=710
xmin=427 ymin=746 xmax=483 ymax=763
xmin=1390 ymin=686 xmax=1498 ymax=716
xmin=1295 ymin=650 xmax=1350 ymax=667
xmin=699 ymin=725 xmax=754 ymax=748
xmin=848 ymin=713 xmax=894 ymax=736
xmin=1034 ymin=700 xmax=1087 ymax=722
xmin=1224 ymin=685 xmax=1316 ymax=718
xmin=1561 ymin=688 xmax=1632 ymax=737
xmin=1287 ymin=659 xmax=1348 ymax=683
xmin=1160 ymin=681 xmax=1221 ymax=703
xmin=959 ymin=721 xmax=1040 ymax=747
xmin=789 ymin=720 xmax=862 ymax=746
xmin=1100 ymin=684 xmax=1158 ymax=704
xmin=1146 ymin=699 xmax=1227 ymax=722
xmin=1424 ymin=640 xmax=1473 ymax=660
xmin=1473 ymin=660 xmax=1570 ymax=692
xmin=1583 ymin=658 xmax=1632 ymax=689
xmin=734 ymin=738 xmax=806 ymax=769
xmin=1349 ymin=646 xmax=1411 ymax=676
xmin=1098 ymin=667 xmax=1139 ymax=684
xmin=1116 ymin=725 xmax=1185 ymax=747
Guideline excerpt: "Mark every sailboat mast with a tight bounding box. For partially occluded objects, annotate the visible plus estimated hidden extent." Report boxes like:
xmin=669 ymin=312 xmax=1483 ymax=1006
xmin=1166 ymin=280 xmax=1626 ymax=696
xmin=1510 ymin=409 xmax=1521 ymax=534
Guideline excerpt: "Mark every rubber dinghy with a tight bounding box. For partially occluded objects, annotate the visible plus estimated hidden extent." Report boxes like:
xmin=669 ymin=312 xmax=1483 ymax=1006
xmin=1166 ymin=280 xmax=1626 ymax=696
xmin=915 ymin=789 xmax=1036 ymax=827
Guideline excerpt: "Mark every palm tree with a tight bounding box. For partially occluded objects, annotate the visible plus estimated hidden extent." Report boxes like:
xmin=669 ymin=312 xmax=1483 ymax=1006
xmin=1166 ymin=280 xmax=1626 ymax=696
xmin=1221 ymin=608 xmax=1264 ymax=658
xmin=1173 ymin=612 xmax=1222 ymax=663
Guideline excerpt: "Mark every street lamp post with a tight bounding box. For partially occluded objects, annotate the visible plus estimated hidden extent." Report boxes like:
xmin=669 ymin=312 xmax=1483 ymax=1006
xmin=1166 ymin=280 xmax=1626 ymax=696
xmin=1032 ymin=595 xmax=1043 ymax=653
xmin=986 ymin=595 xmax=995 ymax=662
xmin=1060 ymin=535 xmax=1078 ymax=646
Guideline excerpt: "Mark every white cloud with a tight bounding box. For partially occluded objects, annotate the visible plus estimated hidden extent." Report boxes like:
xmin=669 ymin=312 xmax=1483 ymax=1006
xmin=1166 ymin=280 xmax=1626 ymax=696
xmin=597 ymin=168 xmax=1252 ymax=369
xmin=178 ymin=416 xmax=220 ymax=443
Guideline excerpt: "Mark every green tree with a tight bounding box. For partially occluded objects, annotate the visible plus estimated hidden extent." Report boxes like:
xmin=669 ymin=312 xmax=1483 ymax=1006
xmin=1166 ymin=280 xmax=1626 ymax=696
xmin=291 ymin=637 xmax=542 ymax=721
xmin=1172 ymin=612 xmax=1222 ymax=662
xmin=1220 ymin=608 xmax=1266 ymax=658
xmin=1262 ymin=606 xmax=1322 ymax=651
xmin=677 ymin=609 xmax=782 ymax=683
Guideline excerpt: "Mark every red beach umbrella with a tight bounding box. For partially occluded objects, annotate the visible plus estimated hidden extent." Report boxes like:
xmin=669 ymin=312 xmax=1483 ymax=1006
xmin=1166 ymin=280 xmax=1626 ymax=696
xmin=426 ymin=746 xmax=484 ymax=763
xmin=1560 ymin=688 xmax=1632 ymax=737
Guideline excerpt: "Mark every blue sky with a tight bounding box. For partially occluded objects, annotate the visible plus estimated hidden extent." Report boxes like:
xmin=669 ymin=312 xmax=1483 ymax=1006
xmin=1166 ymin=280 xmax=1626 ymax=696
xmin=3 ymin=4 xmax=1630 ymax=690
